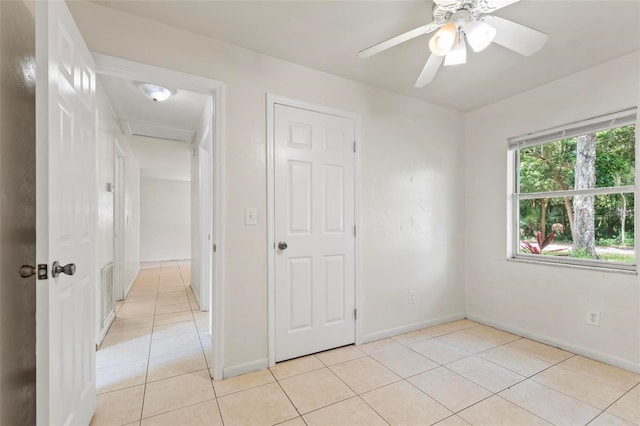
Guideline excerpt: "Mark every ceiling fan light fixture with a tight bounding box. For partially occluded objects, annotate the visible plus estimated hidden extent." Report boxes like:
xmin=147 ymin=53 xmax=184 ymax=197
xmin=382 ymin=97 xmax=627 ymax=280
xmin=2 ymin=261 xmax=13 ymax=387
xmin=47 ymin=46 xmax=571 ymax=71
xmin=444 ymin=33 xmax=467 ymax=66
xmin=137 ymin=83 xmax=174 ymax=102
xmin=464 ymin=19 xmax=497 ymax=53
xmin=429 ymin=22 xmax=457 ymax=56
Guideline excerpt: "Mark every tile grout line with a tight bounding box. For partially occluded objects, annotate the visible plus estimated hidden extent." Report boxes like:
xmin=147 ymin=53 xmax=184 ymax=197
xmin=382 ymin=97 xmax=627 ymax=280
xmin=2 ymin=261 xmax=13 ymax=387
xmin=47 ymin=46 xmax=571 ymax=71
xmin=268 ymin=367 xmax=307 ymax=423
xmin=140 ymin=260 xmax=203 ymax=422
xmin=137 ymin=261 xmax=162 ymax=423
xmin=178 ymin=260 xmax=226 ymax=426
xmin=377 ymin=323 xmax=588 ymax=424
xmin=397 ymin=326 xmax=611 ymax=423
xmin=586 ymin=383 xmax=639 ymax=425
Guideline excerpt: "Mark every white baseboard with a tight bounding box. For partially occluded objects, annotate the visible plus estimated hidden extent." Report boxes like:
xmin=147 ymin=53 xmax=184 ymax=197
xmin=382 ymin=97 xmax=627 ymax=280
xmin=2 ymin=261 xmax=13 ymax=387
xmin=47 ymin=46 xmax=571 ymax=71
xmin=124 ymin=263 xmax=142 ymax=298
xmin=191 ymin=284 xmax=203 ymax=311
xmin=96 ymin=311 xmax=115 ymax=346
xmin=360 ymin=312 xmax=467 ymax=344
xmin=466 ymin=313 xmax=640 ymax=374
xmin=222 ymin=358 xmax=269 ymax=380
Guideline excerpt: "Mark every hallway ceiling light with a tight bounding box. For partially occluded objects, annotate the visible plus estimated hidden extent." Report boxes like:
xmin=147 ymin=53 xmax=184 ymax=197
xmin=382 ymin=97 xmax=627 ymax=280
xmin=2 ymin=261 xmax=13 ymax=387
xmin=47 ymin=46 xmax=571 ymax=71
xmin=137 ymin=83 xmax=174 ymax=102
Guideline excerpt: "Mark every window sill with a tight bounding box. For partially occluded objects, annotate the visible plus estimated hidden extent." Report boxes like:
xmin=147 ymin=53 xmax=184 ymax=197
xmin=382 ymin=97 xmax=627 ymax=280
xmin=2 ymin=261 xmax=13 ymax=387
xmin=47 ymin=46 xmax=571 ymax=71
xmin=507 ymin=256 xmax=637 ymax=275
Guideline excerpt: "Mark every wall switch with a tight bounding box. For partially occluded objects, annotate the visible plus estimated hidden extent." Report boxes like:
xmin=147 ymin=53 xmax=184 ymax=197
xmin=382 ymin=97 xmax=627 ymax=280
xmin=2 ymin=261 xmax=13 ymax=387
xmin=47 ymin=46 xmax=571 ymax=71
xmin=408 ymin=290 xmax=416 ymax=304
xmin=245 ymin=208 xmax=257 ymax=225
xmin=587 ymin=310 xmax=600 ymax=327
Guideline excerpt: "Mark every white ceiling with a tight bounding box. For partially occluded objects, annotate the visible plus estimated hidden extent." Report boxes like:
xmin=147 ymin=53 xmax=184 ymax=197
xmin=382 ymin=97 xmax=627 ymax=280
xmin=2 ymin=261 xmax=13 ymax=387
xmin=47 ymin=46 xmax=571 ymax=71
xmin=98 ymin=74 xmax=208 ymax=181
xmin=90 ymin=0 xmax=640 ymax=112
xmin=126 ymin=135 xmax=193 ymax=181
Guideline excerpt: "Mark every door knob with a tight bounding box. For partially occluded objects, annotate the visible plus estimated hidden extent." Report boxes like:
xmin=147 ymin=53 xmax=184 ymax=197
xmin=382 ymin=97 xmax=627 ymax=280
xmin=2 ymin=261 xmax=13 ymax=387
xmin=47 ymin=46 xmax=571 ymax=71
xmin=18 ymin=265 xmax=36 ymax=278
xmin=52 ymin=261 xmax=76 ymax=278
xmin=277 ymin=241 xmax=288 ymax=250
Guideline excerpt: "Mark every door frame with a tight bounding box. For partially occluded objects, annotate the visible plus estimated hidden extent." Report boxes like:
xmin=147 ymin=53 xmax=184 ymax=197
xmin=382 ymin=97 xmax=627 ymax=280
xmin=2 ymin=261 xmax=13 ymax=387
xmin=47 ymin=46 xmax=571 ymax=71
xmin=113 ymin=138 xmax=125 ymax=301
xmin=93 ymin=53 xmax=226 ymax=380
xmin=198 ymin=143 xmax=212 ymax=311
xmin=266 ymin=94 xmax=362 ymax=367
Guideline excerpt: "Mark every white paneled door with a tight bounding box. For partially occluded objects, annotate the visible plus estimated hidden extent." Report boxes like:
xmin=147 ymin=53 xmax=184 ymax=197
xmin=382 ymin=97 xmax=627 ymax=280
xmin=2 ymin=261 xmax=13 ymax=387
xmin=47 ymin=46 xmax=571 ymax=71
xmin=274 ymin=104 xmax=356 ymax=362
xmin=36 ymin=1 xmax=96 ymax=425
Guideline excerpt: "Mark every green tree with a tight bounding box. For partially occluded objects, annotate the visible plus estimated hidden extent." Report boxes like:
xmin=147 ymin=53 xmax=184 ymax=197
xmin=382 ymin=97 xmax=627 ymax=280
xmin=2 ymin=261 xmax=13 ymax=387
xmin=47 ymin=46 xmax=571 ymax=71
xmin=519 ymin=124 xmax=635 ymax=252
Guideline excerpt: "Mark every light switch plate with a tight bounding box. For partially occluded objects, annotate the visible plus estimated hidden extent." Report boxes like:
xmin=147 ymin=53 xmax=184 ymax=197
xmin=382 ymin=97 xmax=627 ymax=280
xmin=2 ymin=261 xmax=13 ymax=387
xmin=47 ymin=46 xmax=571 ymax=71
xmin=245 ymin=208 xmax=257 ymax=225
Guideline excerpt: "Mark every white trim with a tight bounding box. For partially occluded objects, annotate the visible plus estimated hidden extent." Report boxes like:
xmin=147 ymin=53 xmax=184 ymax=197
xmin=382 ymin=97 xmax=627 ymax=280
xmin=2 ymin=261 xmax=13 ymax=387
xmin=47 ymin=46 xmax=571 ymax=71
xmin=510 ymin=110 xmax=639 ymax=273
xmin=266 ymin=94 xmax=361 ymax=366
xmin=466 ymin=313 xmax=640 ymax=374
xmin=123 ymin=264 xmax=142 ymax=299
xmin=93 ymin=53 xmax=226 ymax=381
xmin=518 ymin=185 xmax=636 ymax=200
xmin=360 ymin=313 xmax=467 ymax=344
xmin=113 ymin=138 xmax=125 ymax=301
xmin=508 ymin=107 xmax=637 ymax=150
xmin=96 ymin=311 xmax=115 ymax=345
xmin=266 ymin=95 xmax=276 ymax=366
xmin=222 ymin=358 xmax=269 ymax=379
xmin=354 ymin=110 xmax=363 ymax=345
xmin=211 ymin=86 xmax=226 ymax=381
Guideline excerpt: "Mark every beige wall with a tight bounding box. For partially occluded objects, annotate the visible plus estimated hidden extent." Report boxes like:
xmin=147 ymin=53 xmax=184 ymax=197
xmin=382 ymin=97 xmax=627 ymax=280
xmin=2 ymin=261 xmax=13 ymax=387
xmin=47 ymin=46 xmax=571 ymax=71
xmin=122 ymin=141 xmax=141 ymax=294
xmin=0 ymin=0 xmax=37 ymax=423
xmin=95 ymin=79 xmax=142 ymax=335
xmin=140 ymin=178 xmax=191 ymax=262
xmin=68 ymin=1 xmax=467 ymax=373
xmin=95 ymin=80 xmax=116 ymax=337
xmin=464 ymin=51 xmax=640 ymax=372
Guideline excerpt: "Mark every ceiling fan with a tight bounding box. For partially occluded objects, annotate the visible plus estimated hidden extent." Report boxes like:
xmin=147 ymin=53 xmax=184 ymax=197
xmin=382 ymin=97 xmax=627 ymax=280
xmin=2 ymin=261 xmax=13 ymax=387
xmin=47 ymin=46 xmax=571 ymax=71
xmin=358 ymin=0 xmax=549 ymax=87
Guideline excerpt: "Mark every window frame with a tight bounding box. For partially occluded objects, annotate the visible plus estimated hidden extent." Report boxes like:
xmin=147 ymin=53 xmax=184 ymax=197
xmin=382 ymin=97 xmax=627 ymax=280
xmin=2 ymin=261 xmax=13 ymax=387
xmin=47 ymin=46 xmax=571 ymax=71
xmin=509 ymin=108 xmax=638 ymax=272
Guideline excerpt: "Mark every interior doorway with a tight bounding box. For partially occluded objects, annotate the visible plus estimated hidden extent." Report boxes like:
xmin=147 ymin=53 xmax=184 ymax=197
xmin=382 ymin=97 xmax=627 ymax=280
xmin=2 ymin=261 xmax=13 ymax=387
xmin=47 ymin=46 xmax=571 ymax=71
xmin=93 ymin=54 xmax=225 ymax=381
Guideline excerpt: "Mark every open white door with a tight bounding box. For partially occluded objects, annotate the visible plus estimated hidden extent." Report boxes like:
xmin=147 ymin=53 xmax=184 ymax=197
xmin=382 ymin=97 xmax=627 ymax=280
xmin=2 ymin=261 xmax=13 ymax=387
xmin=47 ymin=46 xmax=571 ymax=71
xmin=36 ymin=1 xmax=97 ymax=425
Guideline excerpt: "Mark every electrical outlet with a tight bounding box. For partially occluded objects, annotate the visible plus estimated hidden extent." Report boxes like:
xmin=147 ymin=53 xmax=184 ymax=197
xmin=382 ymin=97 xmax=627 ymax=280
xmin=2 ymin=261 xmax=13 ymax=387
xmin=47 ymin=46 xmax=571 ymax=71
xmin=408 ymin=291 xmax=415 ymax=304
xmin=587 ymin=310 xmax=600 ymax=327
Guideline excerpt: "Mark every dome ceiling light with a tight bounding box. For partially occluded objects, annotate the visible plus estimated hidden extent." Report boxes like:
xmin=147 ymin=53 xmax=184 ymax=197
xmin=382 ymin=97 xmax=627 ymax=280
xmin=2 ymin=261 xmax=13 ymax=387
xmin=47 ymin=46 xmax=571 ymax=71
xmin=137 ymin=83 xmax=175 ymax=102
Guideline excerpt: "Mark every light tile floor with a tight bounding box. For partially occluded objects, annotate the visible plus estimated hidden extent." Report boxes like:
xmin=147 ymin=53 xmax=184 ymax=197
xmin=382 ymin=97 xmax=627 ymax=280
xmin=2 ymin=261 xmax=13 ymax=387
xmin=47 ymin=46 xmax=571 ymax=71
xmin=92 ymin=262 xmax=640 ymax=425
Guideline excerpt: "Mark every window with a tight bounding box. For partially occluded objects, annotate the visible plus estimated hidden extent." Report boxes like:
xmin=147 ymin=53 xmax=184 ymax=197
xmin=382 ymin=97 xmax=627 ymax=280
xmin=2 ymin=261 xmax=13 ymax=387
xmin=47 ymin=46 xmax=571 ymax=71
xmin=509 ymin=109 xmax=637 ymax=271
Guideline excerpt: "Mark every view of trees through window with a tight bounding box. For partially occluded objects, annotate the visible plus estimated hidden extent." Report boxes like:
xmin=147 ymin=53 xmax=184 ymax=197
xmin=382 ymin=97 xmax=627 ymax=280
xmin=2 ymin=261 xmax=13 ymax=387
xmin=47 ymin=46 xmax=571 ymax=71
xmin=517 ymin=123 xmax=636 ymax=265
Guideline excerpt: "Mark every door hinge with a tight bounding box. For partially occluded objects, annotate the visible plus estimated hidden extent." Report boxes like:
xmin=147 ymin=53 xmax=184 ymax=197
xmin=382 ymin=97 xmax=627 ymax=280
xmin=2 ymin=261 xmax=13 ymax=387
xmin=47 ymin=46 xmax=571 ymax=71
xmin=353 ymin=225 xmax=356 ymax=237
xmin=213 ymin=244 xmax=217 ymax=253
xmin=37 ymin=264 xmax=48 ymax=280
xmin=354 ymin=308 xmax=357 ymax=320
xmin=353 ymin=142 xmax=356 ymax=153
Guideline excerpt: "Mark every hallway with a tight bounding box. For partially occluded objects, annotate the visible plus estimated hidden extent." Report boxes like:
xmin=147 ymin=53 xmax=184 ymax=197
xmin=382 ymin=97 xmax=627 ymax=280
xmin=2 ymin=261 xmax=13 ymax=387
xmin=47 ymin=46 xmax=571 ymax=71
xmin=92 ymin=260 xmax=215 ymax=425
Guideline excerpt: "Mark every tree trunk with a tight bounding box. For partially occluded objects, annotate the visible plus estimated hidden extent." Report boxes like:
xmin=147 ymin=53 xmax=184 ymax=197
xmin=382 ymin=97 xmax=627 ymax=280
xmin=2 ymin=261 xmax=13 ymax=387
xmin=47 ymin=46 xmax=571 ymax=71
xmin=615 ymin=175 xmax=627 ymax=245
xmin=540 ymin=198 xmax=548 ymax=238
xmin=573 ymin=133 xmax=597 ymax=257
xmin=621 ymin=192 xmax=627 ymax=245
xmin=564 ymin=196 xmax=574 ymax=237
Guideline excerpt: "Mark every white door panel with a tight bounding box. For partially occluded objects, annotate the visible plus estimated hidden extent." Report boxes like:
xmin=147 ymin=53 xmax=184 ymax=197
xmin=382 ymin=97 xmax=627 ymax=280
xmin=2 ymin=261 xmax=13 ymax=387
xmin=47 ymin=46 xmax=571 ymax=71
xmin=274 ymin=104 xmax=355 ymax=362
xmin=36 ymin=1 xmax=96 ymax=424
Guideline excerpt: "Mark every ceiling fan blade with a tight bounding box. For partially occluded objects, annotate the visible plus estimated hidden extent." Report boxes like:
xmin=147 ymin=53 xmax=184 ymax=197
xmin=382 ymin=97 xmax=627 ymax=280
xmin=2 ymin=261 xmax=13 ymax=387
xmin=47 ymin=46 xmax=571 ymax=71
xmin=483 ymin=16 xmax=549 ymax=56
xmin=415 ymin=54 xmax=444 ymax=88
xmin=433 ymin=0 xmax=459 ymax=6
xmin=475 ymin=0 xmax=521 ymax=13
xmin=358 ymin=22 xmax=441 ymax=58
